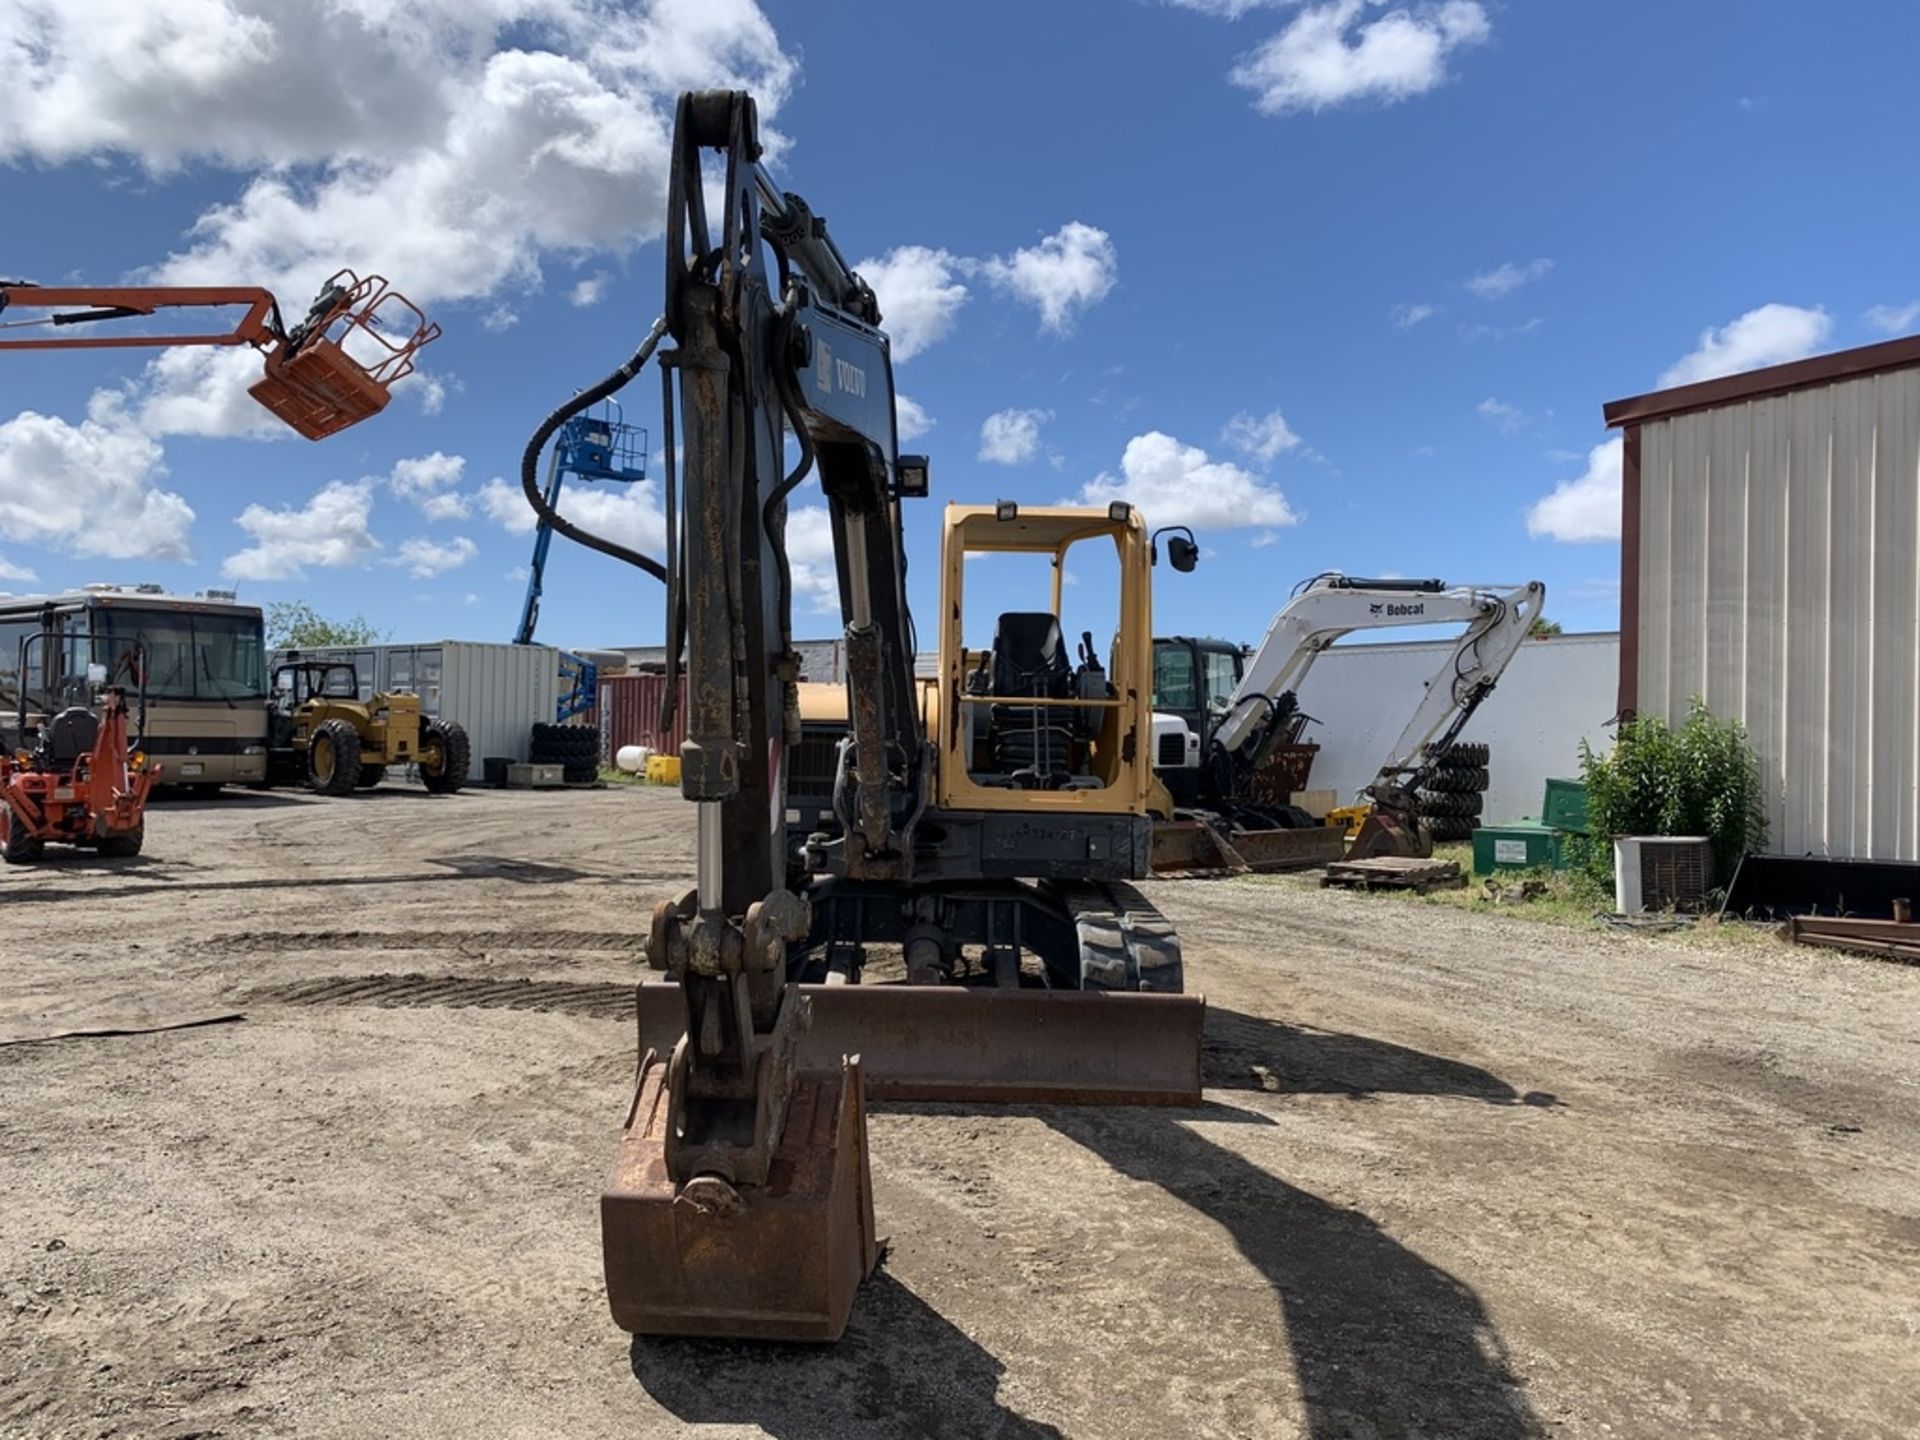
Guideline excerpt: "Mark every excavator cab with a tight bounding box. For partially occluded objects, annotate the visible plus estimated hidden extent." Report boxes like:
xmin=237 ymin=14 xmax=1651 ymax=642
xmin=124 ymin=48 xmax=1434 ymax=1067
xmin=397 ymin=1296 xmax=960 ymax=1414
xmin=942 ymin=502 xmax=1154 ymax=808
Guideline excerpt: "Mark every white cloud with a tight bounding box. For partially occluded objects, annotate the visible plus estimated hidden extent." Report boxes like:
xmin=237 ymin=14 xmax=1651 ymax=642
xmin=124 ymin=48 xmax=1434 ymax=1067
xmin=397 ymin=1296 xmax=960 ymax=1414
xmin=392 ymin=535 xmax=478 ymax=579
xmin=481 ymin=305 xmax=521 ymax=333
xmin=782 ymin=505 xmax=839 ymax=610
xmin=1221 ymin=409 xmax=1301 ymax=463
xmin=1165 ymin=0 xmax=1277 ymax=15
xmin=1866 ymin=301 xmax=1920 ymax=336
xmin=0 ymin=1 xmax=799 ymax=578
xmin=979 ymin=408 xmax=1051 ymax=466
xmin=1476 ymin=397 xmax=1526 ymax=435
xmin=507 ymin=564 xmax=531 ymax=581
xmin=571 ymin=271 xmax=611 ymax=307
xmin=404 ymin=371 xmax=451 ymax=416
xmin=7 ymin=3 xmax=796 ymax=313
xmin=1461 ymin=316 xmax=1544 ymax=342
xmin=389 ymin=452 xmax=467 ymax=499
xmin=1659 ymin=304 xmax=1832 ymax=388
xmin=419 ymin=491 xmax=472 ymax=521
xmin=464 ymin=591 xmax=481 ymax=605
xmin=477 ymin=475 xmax=666 ymax=556
xmin=1391 ymin=301 xmax=1437 ymax=329
xmin=1072 ymin=431 xmax=1299 ymax=531
xmin=0 ymin=407 xmax=194 ymax=560
xmin=0 ymin=556 xmax=36 ymax=582
xmin=1249 ymin=530 xmax=1281 ymax=549
xmin=1527 ymin=438 xmax=1622 ymax=544
xmin=980 ymin=222 xmax=1117 ymax=334
xmin=895 ymin=394 xmax=933 ymax=445
xmin=859 ymin=245 xmax=968 ymax=362
xmin=388 ymin=451 xmax=470 ymax=519
xmin=478 ymin=478 xmax=538 ymax=536
xmin=224 ymin=479 xmax=379 ymax=580
xmin=1229 ymin=0 xmax=1490 ymax=115
xmin=1467 ymin=257 xmax=1554 ymax=300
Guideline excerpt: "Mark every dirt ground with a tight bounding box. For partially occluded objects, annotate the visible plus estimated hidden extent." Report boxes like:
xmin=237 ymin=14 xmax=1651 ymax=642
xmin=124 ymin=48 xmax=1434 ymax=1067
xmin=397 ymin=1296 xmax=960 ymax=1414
xmin=2 ymin=783 xmax=1917 ymax=1440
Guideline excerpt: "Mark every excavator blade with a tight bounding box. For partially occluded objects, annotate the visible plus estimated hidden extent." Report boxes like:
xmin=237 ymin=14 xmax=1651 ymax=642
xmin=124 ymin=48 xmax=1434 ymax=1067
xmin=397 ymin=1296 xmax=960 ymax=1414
xmin=1151 ymin=815 xmax=1344 ymax=878
xmin=602 ymin=1052 xmax=878 ymax=1340
xmin=634 ymin=982 xmax=1206 ymax=1106
xmin=1226 ymin=823 xmax=1346 ymax=872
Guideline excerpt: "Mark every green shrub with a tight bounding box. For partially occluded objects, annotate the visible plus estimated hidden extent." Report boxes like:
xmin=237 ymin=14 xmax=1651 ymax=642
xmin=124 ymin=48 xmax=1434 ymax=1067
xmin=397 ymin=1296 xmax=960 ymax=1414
xmin=1573 ymin=700 xmax=1767 ymax=888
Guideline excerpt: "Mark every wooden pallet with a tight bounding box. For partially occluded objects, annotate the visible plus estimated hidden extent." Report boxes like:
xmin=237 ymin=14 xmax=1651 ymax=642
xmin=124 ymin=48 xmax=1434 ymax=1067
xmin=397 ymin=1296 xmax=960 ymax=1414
xmin=1321 ymin=856 xmax=1466 ymax=895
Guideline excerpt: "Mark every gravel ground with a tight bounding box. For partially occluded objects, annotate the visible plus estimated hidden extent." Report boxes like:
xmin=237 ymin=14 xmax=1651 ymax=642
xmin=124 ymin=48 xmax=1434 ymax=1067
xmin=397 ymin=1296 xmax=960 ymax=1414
xmin=2 ymin=782 xmax=1917 ymax=1439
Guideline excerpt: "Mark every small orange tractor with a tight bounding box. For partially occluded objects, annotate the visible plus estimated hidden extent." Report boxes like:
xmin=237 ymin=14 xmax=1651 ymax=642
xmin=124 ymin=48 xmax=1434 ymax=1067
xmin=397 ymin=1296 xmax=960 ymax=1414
xmin=1 ymin=638 xmax=155 ymax=863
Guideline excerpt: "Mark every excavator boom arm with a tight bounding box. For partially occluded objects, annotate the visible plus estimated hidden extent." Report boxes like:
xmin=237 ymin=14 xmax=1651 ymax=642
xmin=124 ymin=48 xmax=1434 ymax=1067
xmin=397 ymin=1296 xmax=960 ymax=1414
xmin=1209 ymin=575 xmax=1544 ymax=789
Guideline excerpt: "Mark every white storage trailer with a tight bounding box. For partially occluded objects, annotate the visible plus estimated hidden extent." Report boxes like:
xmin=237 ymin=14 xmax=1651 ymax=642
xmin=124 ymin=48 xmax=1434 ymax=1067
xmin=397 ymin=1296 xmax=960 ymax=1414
xmin=269 ymin=640 xmax=562 ymax=766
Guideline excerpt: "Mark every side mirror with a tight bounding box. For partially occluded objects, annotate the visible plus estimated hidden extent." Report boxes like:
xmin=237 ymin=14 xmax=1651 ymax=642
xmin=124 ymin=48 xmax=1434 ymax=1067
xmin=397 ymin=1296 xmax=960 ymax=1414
xmin=1150 ymin=524 xmax=1199 ymax=573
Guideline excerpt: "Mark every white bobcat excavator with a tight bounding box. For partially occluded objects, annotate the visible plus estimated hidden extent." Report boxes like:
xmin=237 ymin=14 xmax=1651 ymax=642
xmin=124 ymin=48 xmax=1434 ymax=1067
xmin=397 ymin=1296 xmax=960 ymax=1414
xmin=1152 ymin=575 xmax=1545 ymax=868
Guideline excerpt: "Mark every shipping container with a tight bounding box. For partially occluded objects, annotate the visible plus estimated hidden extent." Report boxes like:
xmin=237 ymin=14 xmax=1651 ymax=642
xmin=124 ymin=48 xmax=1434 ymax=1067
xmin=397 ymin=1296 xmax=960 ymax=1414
xmin=270 ymin=640 xmax=561 ymax=764
xmin=597 ymin=672 xmax=689 ymax=761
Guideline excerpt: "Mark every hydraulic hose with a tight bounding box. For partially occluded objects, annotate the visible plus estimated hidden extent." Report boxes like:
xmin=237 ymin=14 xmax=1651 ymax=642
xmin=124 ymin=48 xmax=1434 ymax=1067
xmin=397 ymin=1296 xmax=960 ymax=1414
xmin=518 ymin=314 xmax=671 ymax=584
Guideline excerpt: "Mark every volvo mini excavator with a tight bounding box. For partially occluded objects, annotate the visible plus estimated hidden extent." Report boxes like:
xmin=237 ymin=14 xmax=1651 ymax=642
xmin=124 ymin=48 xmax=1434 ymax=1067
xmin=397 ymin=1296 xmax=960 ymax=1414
xmin=526 ymin=91 xmax=1205 ymax=1342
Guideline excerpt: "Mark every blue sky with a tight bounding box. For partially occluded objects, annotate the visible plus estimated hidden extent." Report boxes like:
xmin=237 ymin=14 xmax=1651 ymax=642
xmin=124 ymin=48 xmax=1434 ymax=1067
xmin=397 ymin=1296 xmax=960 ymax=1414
xmin=4 ymin=0 xmax=1918 ymax=651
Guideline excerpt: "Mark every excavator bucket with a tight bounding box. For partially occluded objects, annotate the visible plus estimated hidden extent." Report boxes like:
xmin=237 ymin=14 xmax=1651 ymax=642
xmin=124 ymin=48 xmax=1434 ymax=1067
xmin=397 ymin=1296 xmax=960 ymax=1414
xmin=248 ymin=272 xmax=440 ymax=440
xmin=1347 ymin=808 xmax=1431 ymax=862
xmin=604 ymin=983 xmax=1204 ymax=1339
xmin=603 ymin=1052 xmax=878 ymax=1340
xmin=1151 ymin=815 xmax=1344 ymax=878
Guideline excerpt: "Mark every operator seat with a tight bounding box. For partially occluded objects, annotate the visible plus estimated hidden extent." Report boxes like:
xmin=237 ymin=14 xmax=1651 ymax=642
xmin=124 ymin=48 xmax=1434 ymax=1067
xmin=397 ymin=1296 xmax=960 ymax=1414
xmin=37 ymin=707 xmax=99 ymax=773
xmin=988 ymin=612 xmax=1073 ymax=783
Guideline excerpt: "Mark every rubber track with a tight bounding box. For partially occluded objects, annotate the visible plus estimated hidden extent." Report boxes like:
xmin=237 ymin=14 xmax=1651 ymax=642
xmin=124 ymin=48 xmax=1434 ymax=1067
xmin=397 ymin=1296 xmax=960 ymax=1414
xmin=249 ymin=972 xmax=634 ymax=1018
xmin=1060 ymin=881 xmax=1185 ymax=993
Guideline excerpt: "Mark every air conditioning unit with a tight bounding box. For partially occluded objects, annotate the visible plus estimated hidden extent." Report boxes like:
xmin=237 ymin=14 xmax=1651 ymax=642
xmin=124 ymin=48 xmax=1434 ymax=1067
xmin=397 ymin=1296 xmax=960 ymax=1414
xmin=1614 ymin=836 xmax=1714 ymax=914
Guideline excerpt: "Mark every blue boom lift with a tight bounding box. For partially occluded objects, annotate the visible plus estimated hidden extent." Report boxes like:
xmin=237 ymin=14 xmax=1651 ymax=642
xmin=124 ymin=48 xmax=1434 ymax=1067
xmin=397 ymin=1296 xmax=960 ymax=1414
xmin=513 ymin=402 xmax=649 ymax=720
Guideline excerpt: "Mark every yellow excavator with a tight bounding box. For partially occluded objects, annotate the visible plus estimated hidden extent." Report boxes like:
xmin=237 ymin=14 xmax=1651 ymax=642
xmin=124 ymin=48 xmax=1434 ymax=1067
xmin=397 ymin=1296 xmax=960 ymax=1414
xmin=520 ymin=91 xmax=1205 ymax=1341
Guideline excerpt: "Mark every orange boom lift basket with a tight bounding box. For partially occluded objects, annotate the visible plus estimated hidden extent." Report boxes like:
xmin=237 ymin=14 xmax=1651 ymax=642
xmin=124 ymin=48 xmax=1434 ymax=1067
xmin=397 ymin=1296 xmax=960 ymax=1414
xmin=0 ymin=269 xmax=441 ymax=441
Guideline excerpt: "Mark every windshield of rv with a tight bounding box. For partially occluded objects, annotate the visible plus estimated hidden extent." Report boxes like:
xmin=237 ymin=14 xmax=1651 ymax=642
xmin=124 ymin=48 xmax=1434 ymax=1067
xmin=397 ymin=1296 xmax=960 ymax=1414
xmin=96 ymin=608 xmax=267 ymax=701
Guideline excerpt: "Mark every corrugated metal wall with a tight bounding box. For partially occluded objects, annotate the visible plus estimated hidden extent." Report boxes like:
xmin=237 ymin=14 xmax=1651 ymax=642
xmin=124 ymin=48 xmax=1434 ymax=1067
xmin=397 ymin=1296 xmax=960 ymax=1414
xmin=1636 ymin=366 xmax=1920 ymax=858
xmin=1295 ymin=633 xmax=1619 ymax=824
xmin=440 ymin=641 xmax=560 ymax=765
xmin=598 ymin=673 xmax=688 ymax=759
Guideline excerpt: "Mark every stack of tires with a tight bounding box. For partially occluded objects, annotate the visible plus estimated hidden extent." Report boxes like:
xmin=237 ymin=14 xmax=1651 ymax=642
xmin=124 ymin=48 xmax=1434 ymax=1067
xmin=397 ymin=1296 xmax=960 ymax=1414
xmin=1419 ymin=742 xmax=1489 ymax=844
xmin=531 ymin=722 xmax=599 ymax=786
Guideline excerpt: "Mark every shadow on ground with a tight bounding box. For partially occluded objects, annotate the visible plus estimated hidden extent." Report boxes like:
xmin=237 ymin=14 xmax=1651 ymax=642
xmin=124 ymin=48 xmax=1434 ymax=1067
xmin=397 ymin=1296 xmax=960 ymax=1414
xmin=1049 ymin=1103 xmax=1546 ymax=1440
xmin=632 ymin=1009 xmax=1552 ymax=1439
xmin=631 ymin=1269 xmax=1064 ymax=1439
xmin=1205 ymin=1005 xmax=1561 ymax=1107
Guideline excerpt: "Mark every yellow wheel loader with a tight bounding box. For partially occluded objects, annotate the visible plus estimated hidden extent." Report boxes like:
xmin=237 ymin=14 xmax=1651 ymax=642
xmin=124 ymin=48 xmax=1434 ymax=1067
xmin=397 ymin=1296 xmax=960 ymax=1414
xmin=268 ymin=659 xmax=469 ymax=796
xmin=520 ymin=90 xmax=1206 ymax=1343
